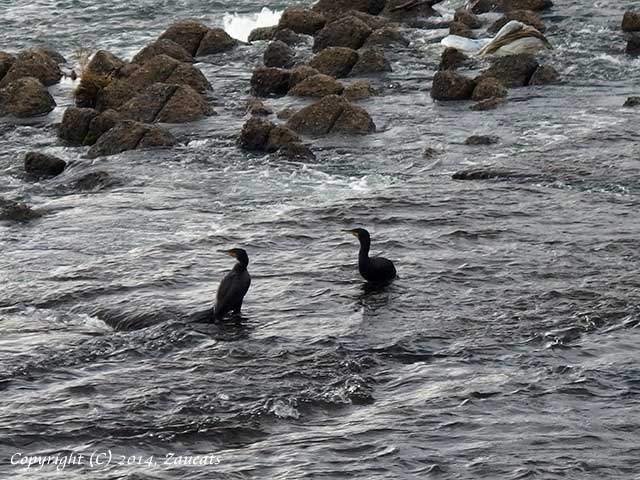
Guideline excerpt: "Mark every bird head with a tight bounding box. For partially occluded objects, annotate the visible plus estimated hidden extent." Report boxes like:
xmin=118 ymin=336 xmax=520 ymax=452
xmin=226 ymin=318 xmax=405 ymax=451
xmin=219 ymin=248 xmax=249 ymax=267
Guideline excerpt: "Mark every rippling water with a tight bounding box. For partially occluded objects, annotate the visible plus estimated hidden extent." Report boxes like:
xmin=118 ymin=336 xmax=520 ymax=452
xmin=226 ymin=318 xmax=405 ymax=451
xmin=1 ymin=0 xmax=639 ymax=478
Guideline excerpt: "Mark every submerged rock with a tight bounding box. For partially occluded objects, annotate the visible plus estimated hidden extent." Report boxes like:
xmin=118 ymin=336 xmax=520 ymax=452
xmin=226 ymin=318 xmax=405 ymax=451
xmin=308 ymin=47 xmax=359 ymax=78
xmin=0 ymin=77 xmax=56 ymax=117
xmin=277 ymin=142 xmax=316 ymax=161
xmin=71 ymin=171 xmax=114 ymax=191
xmin=431 ymin=71 xmax=476 ymax=101
xmin=313 ymin=17 xmax=372 ymax=53
xmin=623 ymin=96 xmax=640 ymax=107
xmin=470 ymin=97 xmax=506 ymax=111
xmin=0 ymin=197 xmax=41 ymax=222
xmin=286 ymin=94 xmax=375 ymax=136
xmin=465 ymin=135 xmax=499 ymax=145
xmin=278 ymin=8 xmax=326 ymax=35
xmin=87 ymin=120 xmax=175 ymax=158
xmin=626 ymin=34 xmax=640 ymax=56
xmin=24 ymin=152 xmax=67 ymax=178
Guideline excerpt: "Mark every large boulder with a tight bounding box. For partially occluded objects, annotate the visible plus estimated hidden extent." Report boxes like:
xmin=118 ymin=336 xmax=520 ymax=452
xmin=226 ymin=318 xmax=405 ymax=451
xmin=264 ymin=41 xmax=295 ymax=68
xmin=238 ymin=117 xmax=301 ymax=153
xmin=478 ymin=54 xmax=539 ymax=88
xmin=313 ymin=17 xmax=373 ymax=52
xmin=196 ymin=28 xmax=237 ymax=56
xmin=131 ymin=39 xmax=194 ymax=64
xmin=250 ymin=67 xmax=292 ymax=97
xmin=24 ymin=152 xmax=66 ymax=178
xmin=118 ymin=83 xmax=210 ymax=123
xmin=248 ymin=26 xmax=278 ymax=42
xmin=350 ymin=48 xmax=391 ymax=76
xmin=364 ymin=27 xmax=411 ymax=48
xmin=431 ymin=71 xmax=476 ymax=101
xmin=528 ymin=64 xmax=560 ymax=85
xmin=313 ymin=0 xmax=385 ymax=20
xmin=622 ymin=12 xmax=640 ymax=32
xmin=286 ymin=95 xmax=375 ymax=135
xmin=59 ymin=107 xmax=100 ymax=144
xmin=265 ymin=125 xmax=301 ymax=152
xmin=289 ymin=74 xmax=344 ymax=97
xmin=0 ymin=49 xmax=62 ymax=87
xmin=0 ymin=77 xmax=56 ymax=117
xmin=488 ymin=10 xmax=546 ymax=33
xmin=471 ymin=77 xmax=507 ymax=101
xmin=126 ymin=54 xmax=210 ymax=93
xmin=278 ymin=8 xmax=326 ymax=35
xmin=0 ymin=52 xmax=16 ymax=82
xmin=85 ymin=50 xmax=125 ymax=77
xmin=308 ymin=47 xmax=359 ymax=78
xmin=87 ymin=120 xmax=175 ymax=158
xmin=158 ymin=21 xmax=210 ymax=56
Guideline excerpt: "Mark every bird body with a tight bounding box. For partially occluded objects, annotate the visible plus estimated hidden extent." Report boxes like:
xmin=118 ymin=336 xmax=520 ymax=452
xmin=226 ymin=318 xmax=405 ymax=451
xmin=213 ymin=248 xmax=251 ymax=320
xmin=344 ymin=228 xmax=397 ymax=284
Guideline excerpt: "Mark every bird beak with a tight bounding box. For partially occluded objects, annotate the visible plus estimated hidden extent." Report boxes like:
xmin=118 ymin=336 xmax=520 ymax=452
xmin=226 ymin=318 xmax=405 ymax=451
xmin=218 ymin=249 xmax=235 ymax=257
xmin=342 ymin=229 xmax=358 ymax=237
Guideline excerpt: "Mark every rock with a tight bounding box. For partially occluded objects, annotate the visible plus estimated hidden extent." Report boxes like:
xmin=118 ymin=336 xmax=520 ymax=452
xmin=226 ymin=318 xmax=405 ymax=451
xmin=158 ymin=21 xmax=209 ymax=56
xmin=0 ymin=197 xmax=41 ymax=222
xmin=470 ymin=0 xmax=552 ymax=13
xmin=0 ymin=52 xmax=15 ymax=82
xmin=288 ymin=66 xmax=321 ymax=88
xmin=278 ymin=107 xmax=298 ymax=120
xmin=85 ymin=50 xmax=125 ymax=77
xmin=246 ymin=98 xmax=273 ymax=116
xmin=623 ymin=96 xmax=640 ymax=107
xmin=449 ymin=21 xmax=473 ymax=38
xmin=289 ymin=74 xmax=344 ymax=97
xmin=0 ymin=49 xmax=62 ymax=87
xmin=347 ymin=10 xmax=389 ymax=30
xmin=35 ymin=47 xmax=66 ymax=64
xmin=277 ymin=142 xmax=316 ymax=161
xmin=95 ymin=79 xmax=137 ymax=112
xmin=286 ymin=94 xmax=375 ymax=136
xmin=278 ymin=8 xmax=326 ymax=35
xmin=622 ymin=12 xmax=640 ymax=32
xmin=84 ymin=109 xmax=121 ymax=145
xmin=472 ymin=77 xmax=507 ymax=101
xmin=350 ymin=48 xmax=391 ymax=76
xmin=344 ymin=81 xmax=377 ymax=101
xmin=238 ymin=116 xmax=274 ymax=150
xmin=250 ymin=67 xmax=292 ymax=97
xmin=264 ymin=41 xmax=295 ymax=68
xmin=249 ymin=26 xmax=278 ymax=42
xmin=313 ymin=0 xmax=385 ymax=20
xmin=126 ymin=54 xmax=210 ymax=93
xmin=423 ymin=146 xmax=443 ymax=158
xmin=59 ymin=107 xmax=100 ymax=144
xmin=313 ymin=17 xmax=372 ymax=53
xmin=196 ymin=28 xmax=238 ymax=56
xmin=528 ymin=64 xmax=560 ymax=85
xmin=626 ymin=34 xmax=640 ymax=56
xmin=470 ymin=97 xmax=506 ymax=110
xmin=465 ymin=135 xmax=499 ymax=145
xmin=478 ymin=53 xmax=539 ymax=88
xmin=87 ymin=120 xmax=175 ymax=158
xmin=265 ymin=124 xmax=300 ymax=152
xmin=71 ymin=171 xmax=114 ymax=191
xmin=382 ymin=0 xmax=441 ymax=20
xmin=119 ymin=83 xmax=210 ymax=123
xmin=0 ymin=77 xmax=56 ymax=117
xmin=24 ymin=152 xmax=66 ymax=177
xmin=273 ymin=29 xmax=304 ymax=45
xmin=431 ymin=71 xmax=476 ymax=101
xmin=131 ymin=39 xmax=194 ymax=64
xmin=439 ymin=47 xmax=469 ymax=71
xmin=364 ymin=27 xmax=410 ymax=48
xmin=488 ymin=10 xmax=546 ymax=33
xmin=452 ymin=167 xmax=520 ymax=180
xmin=75 ymin=73 xmax=113 ymax=109
xmin=308 ymin=47 xmax=359 ymax=78
xmin=454 ymin=8 xmax=481 ymax=28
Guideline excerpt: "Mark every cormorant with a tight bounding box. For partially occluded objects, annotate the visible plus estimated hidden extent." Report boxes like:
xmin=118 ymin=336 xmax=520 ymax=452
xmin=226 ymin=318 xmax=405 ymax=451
xmin=213 ymin=248 xmax=251 ymax=320
xmin=343 ymin=228 xmax=397 ymax=283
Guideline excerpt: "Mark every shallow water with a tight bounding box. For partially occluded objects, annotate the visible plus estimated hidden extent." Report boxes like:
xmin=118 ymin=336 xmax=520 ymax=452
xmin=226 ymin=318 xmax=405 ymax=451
xmin=1 ymin=0 xmax=639 ymax=478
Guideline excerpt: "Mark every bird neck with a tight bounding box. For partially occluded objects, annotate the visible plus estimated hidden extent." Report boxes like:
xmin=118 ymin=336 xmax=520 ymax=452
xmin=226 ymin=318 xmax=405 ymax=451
xmin=233 ymin=260 xmax=248 ymax=271
xmin=358 ymin=239 xmax=371 ymax=259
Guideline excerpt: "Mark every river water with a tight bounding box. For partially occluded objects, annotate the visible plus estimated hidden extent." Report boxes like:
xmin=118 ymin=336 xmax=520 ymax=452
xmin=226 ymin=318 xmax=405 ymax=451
xmin=1 ymin=0 xmax=639 ymax=478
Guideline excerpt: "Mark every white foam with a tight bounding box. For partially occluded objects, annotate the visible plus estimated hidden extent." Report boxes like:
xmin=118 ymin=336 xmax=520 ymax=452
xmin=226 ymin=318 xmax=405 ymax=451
xmin=222 ymin=7 xmax=283 ymax=42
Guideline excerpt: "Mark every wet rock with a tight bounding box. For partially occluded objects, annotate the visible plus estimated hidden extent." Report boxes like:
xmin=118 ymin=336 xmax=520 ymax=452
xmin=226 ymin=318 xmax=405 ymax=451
xmin=87 ymin=120 xmax=175 ymax=158
xmin=278 ymin=8 xmax=326 ymax=35
xmin=238 ymin=116 xmax=273 ymax=150
xmin=126 ymin=54 xmax=210 ymax=93
xmin=59 ymin=107 xmax=100 ymax=144
xmin=454 ymin=8 xmax=481 ymax=28
xmin=528 ymin=64 xmax=560 ymax=85
xmin=0 ymin=197 xmax=41 ymax=222
xmin=452 ymin=167 xmax=520 ymax=180
xmin=273 ymin=28 xmax=304 ymax=46
xmin=347 ymin=10 xmax=389 ymax=30
xmin=465 ymin=135 xmax=499 ymax=145
xmin=289 ymin=74 xmax=344 ymax=97
xmin=264 ymin=41 xmax=295 ymax=69
xmin=131 ymin=39 xmax=194 ymax=64
xmin=313 ymin=0 xmax=385 ymax=20
xmin=277 ymin=142 xmax=316 ymax=161
xmin=0 ymin=52 xmax=15 ymax=82
xmin=85 ymin=50 xmax=125 ymax=77
xmin=313 ymin=17 xmax=372 ymax=53
xmin=478 ymin=53 xmax=539 ymax=88
xmin=250 ymin=67 xmax=292 ymax=97
xmin=249 ymin=26 xmax=278 ymax=42
xmin=119 ymin=83 xmax=210 ymax=123
xmin=196 ymin=28 xmax=238 ymax=56
xmin=286 ymin=94 xmax=375 ymax=136
xmin=488 ymin=10 xmax=546 ymax=33
xmin=158 ymin=21 xmax=209 ymax=56
xmin=470 ymin=0 xmax=552 ymax=13
xmin=0 ymin=77 xmax=56 ymax=117
xmin=344 ymin=81 xmax=377 ymax=101
xmin=626 ymin=34 xmax=640 ymax=56
xmin=96 ymin=79 xmax=136 ymax=112
xmin=288 ymin=66 xmax=321 ymax=88
xmin=622 ymin=11 xmax=640 ymax=32
xmin=277 ymin=107 xmax=298 ymax=120
xmin=470 ymin=97 xmax=506 ymax=110
xmin=84 ymin=109 xmax=121 ymax=145
xmin=265 ymin=124 xmax=300 ymax=152
xmin=350 ymin=48 xmax=391 ymax=76
xmin=308 ymin=47 xmax=359 ymax=78
xmin=0 ymin=49 xmax=62 ymax=87
xmin=246 ymin=98 xmax=273 ymax=116
xmin=623 ymin=96 xmax=640 ymax=107
xmin=423 ymin=146 xmax=443 ymax=158
xmin=364 ymin=27 xmax=410 ymax=48
xmin=72 ymin=171 xmax=114 ymax=191
xmin=449 ymin=21 xmax=473 ymax=38
xmin=472 ymin=77 xmax=507 ymax=101
xmin=431 ymin=71 xmax=476 ymax=101
xmin=438 ymin=48 xmax=469 ymax=71
xmin=382 ymin=0 xmax=441 ymax=20
xmin=35 ymin=47 xmax=66 ymax=64
xmin=75 ymin=71 xmax=114 ymax=109
xmin=24 ymin=152 xmax=66 ymax=178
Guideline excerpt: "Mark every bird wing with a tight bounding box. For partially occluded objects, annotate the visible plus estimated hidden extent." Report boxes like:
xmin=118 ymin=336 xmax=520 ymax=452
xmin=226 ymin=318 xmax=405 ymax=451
xmin=214 ymin=270 xmax=251 ymax=316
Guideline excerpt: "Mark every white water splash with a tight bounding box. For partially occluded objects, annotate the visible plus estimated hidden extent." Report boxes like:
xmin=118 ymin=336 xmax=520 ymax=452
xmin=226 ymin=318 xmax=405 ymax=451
xmin=222 ymin=7 xmax=283 ymax=42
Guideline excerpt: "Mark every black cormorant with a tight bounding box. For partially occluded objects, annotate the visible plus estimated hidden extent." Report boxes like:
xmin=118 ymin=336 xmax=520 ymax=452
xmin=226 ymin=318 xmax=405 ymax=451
xmin=343 ymin=228 xmax=397 ymax=283
xmin=213 ymin=248 xmax=251 ymax=320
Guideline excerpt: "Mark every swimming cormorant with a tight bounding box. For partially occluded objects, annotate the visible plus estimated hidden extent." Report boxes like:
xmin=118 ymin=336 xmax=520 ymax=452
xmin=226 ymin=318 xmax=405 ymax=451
xmin=343 ymin=228 xmax=397 ymax=283
xmin=213 ymin=248 xmax=251 ymax=320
